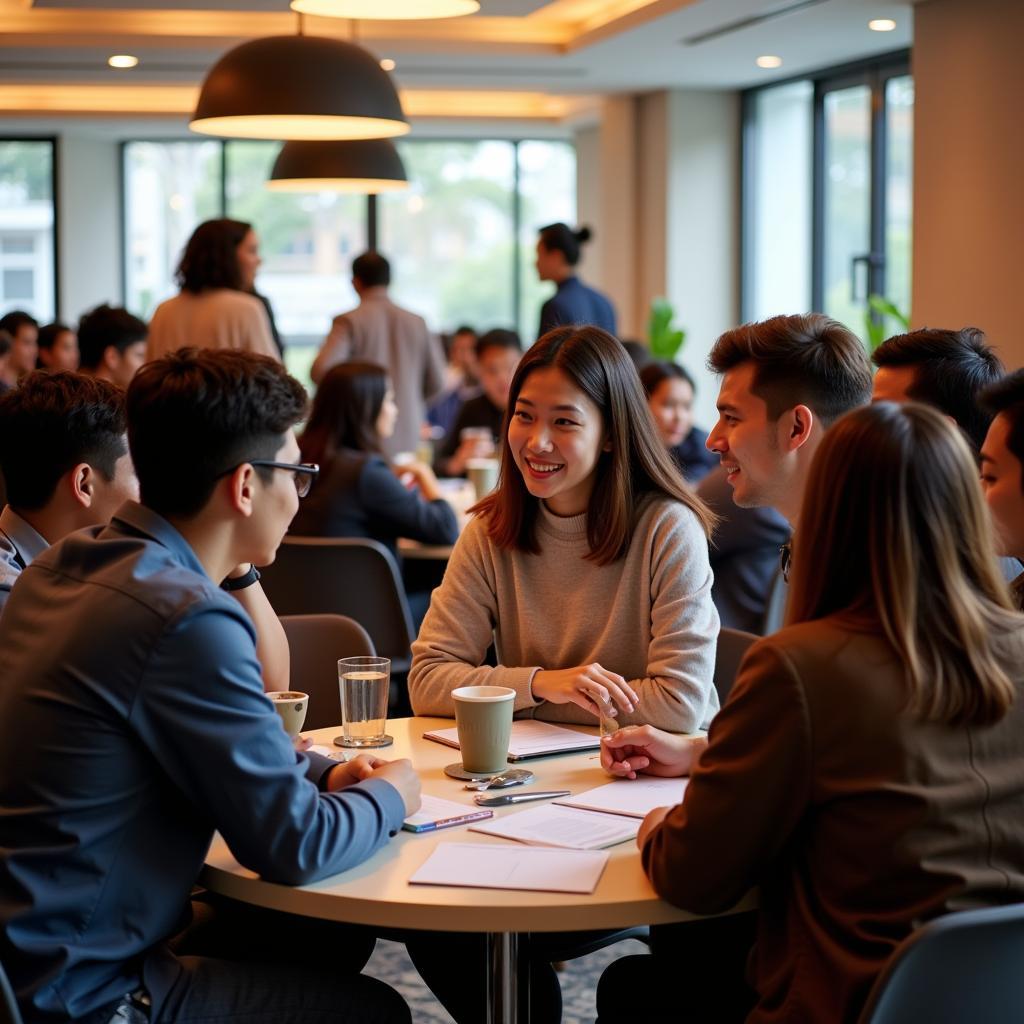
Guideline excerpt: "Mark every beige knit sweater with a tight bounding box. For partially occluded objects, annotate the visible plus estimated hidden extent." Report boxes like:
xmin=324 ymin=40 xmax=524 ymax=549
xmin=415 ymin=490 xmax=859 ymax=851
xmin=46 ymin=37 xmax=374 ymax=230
xmin=409 ymin=496 xmax=720 ymax=732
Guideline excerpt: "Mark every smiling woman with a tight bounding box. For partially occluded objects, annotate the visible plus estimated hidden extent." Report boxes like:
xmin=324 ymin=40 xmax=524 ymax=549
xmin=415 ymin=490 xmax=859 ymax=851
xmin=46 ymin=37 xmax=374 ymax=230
xmin=409 ymin=324 xmax=720 ymax=734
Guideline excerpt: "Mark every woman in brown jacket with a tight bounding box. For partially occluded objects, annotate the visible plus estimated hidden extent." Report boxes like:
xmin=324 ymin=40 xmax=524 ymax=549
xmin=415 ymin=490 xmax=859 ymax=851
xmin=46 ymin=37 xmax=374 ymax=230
xmin=598 ymin=400 xmax=1024 ymax=1024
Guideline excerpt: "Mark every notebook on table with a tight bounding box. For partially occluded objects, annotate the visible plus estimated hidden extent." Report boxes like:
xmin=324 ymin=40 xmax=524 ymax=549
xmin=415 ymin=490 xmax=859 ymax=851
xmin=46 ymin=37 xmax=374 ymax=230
xmin=423 ymin=719 xmax=600 ymax=761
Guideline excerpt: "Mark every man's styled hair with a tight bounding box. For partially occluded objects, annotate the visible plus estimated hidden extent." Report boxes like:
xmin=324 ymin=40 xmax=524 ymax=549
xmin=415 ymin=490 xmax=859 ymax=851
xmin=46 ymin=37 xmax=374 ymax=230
xmin=709 ymin=313 xmax=872 ymax=426
xmin=980 ymin=368 xmax=1024 ymax=493
xmin=78 ymin=304 xmax=148 ymax=370
xmin=475 ymin=328 xmax=521 ymax=359
xmin=352 ymin=251 xmax=391 ymax=288
xmin=0 ymin=310 xmax=38 ymax=338
xmin=175 ymin=218 xmax=252 ymax=294
xmin=127 ymin=348 xmax=307 ymax=519
xmin=872 ymin=327 xmax=1005 ymax=451
xmin=0 ymin=371 xmax=127 ymax=510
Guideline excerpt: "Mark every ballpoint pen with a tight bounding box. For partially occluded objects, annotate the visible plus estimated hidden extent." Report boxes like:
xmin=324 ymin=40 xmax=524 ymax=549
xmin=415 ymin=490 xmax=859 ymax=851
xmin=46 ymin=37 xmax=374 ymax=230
xmin=473 ymin=790 xmax=571 ymax=807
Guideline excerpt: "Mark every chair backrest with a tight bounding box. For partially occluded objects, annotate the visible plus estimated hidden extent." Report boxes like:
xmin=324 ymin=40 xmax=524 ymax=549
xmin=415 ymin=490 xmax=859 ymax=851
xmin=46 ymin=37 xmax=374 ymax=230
xmin=280 ymin=614 xmax=375 ymax=730
xmin=859 ymin=903 xmax=1024 ymax=1024
xmin=713 ymin=627 xmax=757 ymax=705
xmin=0 ymin=960 xmax=24 ymax=1024
xmin=261 ymin=537 xmax=415 ymax=673
xmin=761 ymin=564 xmax=788 ymax=635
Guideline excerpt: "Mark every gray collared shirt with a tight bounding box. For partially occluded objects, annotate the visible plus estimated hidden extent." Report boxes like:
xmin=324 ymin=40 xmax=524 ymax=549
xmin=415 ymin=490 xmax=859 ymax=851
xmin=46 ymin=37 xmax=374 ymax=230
xmin=0 ymin=504 xmax=49 ymax=612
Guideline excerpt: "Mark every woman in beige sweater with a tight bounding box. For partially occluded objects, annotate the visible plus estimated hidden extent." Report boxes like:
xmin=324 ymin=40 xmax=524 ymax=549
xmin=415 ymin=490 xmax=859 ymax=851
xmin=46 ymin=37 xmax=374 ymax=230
xmin=409 ymin=324 xmax=720 ymax=735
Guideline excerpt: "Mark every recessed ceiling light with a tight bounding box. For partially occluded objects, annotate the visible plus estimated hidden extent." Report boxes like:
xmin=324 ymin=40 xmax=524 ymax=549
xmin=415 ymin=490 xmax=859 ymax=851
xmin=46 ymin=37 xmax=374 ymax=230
xmin=756 ymin=55 xmax=783 ymax=69
xmin=868 ymin=18 xmax=897 ymax=31
xmin=108 ymin=55 xmax=139 ymax=69
xmin=380 ymin=58 xmax=396 ymax=72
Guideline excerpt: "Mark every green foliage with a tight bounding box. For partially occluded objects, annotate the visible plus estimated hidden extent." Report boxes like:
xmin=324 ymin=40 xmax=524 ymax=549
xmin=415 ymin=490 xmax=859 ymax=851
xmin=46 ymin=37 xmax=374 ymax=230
xmin=0 ymin=141 xmax=52 ymax=201
xmin=865 ymin=294 xmax=911 ymax=352
xmin=647 ymin=297 xmax=686 ymax=361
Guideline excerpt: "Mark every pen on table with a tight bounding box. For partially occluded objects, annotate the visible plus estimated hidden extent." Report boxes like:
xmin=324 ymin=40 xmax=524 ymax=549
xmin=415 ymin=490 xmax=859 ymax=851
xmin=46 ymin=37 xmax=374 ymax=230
xmin=474 ymin=790 xmax=571 ymax=807
xmin=412 ymin=810 xmax=493 ymax=831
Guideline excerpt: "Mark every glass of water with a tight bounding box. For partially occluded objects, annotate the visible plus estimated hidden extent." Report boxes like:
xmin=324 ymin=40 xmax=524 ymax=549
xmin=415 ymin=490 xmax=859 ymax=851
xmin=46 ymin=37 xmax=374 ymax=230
xmin=334 ymin=657 xmax=393 ymax=749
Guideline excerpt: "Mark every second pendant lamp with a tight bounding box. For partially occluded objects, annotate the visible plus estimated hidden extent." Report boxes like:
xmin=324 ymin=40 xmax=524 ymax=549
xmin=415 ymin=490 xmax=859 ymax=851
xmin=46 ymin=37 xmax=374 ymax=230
xmin=190 ymin=35 xmax=409 ymax=141
xmin=267 ymin=138 xmax=408 ymax=193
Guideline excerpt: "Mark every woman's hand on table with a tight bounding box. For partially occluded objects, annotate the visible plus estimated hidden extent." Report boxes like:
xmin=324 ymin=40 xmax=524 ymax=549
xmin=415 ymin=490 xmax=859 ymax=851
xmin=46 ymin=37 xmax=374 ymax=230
xmin=601 ymin=725 xmax=707 ymax=779
xmin=394 ymin=460 xmax=443 ymax=502
xmin=326 ymin=755 xmax=422 ymax=816
xmin=637 ymin=806 xmax=671 ymax=850
xmin=532 ymin=663 xmax=638 ymax=718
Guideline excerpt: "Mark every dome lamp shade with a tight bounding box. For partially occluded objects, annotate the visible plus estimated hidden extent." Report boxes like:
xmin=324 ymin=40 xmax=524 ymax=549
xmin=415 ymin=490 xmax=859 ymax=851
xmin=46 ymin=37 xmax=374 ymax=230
xmin=190 ymin=35 xmax=409 ymax=141
xmin=267 ymin=138 xmax=409 ymax=193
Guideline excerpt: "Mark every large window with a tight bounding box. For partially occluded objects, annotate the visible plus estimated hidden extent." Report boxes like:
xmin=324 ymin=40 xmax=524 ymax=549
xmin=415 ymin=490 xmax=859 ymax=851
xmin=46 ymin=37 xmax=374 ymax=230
xmin=123 ymin=137 xmax=575 ymax=366
xmin=0 ymin=139 xmax=57 ymax=321
xmin=743 ymin=54 xmax=912 ymax=344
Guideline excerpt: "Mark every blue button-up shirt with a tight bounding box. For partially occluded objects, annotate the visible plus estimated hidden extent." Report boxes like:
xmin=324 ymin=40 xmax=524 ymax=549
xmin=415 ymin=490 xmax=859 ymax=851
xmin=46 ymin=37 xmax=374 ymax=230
xmin=538 ymin=275 xmax=618 ymax=339
xmin=0 ymin=502 xmax=405 ymax=1023
xmin=0 ymin=505 xmax=49 ymax=612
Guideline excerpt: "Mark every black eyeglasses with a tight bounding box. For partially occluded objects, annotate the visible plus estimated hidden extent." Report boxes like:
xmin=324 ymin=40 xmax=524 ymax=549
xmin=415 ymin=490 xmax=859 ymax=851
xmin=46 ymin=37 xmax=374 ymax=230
xmin=248 ymin=460 xmax=320 ymax=498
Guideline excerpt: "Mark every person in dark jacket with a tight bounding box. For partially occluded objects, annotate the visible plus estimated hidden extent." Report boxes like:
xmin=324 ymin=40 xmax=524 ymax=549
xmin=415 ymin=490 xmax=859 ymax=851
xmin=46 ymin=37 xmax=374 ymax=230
xmin=292 ymin=362 xmax=458 ymax=564
xmin=536 ymin=223 xmax=617 ymax=339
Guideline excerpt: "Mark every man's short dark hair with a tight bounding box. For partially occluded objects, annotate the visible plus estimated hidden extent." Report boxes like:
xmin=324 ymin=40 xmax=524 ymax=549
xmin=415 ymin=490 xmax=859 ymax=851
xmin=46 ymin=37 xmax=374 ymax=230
xmin=0 ymin=311 xmax=38 ymax=338
xmin=78 ymin=304 xmax=148 ymax=371
xmin=127 ymin=348 xmax=307 ymax=519
xmin=709 ymin=313 xmax=873 ymax=425
xmin=980 ymin=368 xmax=1024 ymax=493
xmin=475 ymin=329 xmax=521 ymax=359
xmin=352 ymin=251 xmax=391 ymax=289
xmin=0 ymin=371 xmax=127 ymax=510
xmin=0 ymin=329 xmax=11 ymax=359
xmin=872 ymin=327 xmax=1004 ymax=451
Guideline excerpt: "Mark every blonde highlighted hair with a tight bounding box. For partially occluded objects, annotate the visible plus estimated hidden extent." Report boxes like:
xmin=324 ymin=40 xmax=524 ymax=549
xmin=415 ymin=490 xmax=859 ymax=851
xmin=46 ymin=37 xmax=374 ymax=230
xmin=788 ymin=401 xmax=1020 ymax=726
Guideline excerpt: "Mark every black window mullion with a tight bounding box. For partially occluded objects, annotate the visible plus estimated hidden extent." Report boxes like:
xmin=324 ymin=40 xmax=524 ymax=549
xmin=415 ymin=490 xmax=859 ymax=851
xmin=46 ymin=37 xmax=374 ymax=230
xmin=512 ymin=139 xmax=521 ymax=334
xmin=810 ymin=79 xmax=826 ymax=312
xmin=868 ymin=68 xmax=888 ymax=305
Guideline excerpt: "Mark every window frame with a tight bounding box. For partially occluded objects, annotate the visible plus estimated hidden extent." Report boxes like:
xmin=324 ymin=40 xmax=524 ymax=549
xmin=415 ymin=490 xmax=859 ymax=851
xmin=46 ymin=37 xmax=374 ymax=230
xmin=0 ymin=135 xmax=59 ymax=320
xmin=740 ymin=49 xmax=911 ymax=324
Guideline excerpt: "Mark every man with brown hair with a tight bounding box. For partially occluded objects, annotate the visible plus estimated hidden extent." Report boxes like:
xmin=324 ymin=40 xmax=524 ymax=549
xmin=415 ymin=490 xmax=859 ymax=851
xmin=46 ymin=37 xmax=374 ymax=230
xmin=706 ymin=313 xmax=873 ymax=527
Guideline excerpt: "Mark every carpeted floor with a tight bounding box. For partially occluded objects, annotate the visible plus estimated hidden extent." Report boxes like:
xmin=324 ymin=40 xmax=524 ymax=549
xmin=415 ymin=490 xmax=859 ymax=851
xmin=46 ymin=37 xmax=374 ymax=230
xmin=364 ymin=937 xmax=649 ymax=1023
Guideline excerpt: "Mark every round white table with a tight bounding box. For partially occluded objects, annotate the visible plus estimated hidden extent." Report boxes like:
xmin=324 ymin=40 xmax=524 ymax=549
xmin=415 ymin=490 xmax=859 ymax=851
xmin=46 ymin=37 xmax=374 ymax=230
xmin=200 ymin=716 xmax=753 ymax=1023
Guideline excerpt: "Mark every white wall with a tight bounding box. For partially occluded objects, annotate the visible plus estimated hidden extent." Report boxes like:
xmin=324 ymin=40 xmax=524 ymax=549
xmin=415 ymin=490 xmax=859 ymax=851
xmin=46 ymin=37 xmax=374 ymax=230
xmin=56 ymin=134 xmax=123 ymax=323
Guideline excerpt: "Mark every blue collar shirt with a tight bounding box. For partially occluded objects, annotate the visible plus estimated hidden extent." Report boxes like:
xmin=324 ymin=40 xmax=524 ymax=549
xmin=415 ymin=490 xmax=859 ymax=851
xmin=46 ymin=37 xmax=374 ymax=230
xmin=0 ymin=505 xmax=50 ymax=612
xmin=0 ymin=502 xmax=405 ymax=1023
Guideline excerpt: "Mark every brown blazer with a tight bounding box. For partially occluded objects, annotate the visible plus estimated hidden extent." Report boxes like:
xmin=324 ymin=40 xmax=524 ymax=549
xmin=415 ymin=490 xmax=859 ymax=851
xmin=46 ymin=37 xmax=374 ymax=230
xmin=644 ymin=616 xmax=1024 ymax=1024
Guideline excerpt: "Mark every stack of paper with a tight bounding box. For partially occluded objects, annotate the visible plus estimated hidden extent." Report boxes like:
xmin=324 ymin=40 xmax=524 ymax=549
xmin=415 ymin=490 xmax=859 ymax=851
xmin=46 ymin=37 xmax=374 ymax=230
xmin=423 ymin=720 xmax=599 ymax=760
xmin=410 ymin=842 xmax=609 ymax=894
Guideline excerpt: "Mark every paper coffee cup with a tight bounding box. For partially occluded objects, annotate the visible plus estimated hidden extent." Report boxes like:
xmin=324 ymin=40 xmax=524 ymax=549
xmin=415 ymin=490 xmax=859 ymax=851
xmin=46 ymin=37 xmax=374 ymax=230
xmin=269 ymin=690 xmax=308 ymax=738
xmin=466 ymin=457 xmax=500 ymax=500
xmin=452 ymin=685 xmax=515 ymax=774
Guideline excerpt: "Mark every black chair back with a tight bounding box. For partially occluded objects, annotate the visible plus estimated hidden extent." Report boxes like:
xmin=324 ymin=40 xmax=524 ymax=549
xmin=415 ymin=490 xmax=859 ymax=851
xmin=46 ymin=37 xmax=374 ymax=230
xmin=713 ymin=627 xmax=757 ymax=705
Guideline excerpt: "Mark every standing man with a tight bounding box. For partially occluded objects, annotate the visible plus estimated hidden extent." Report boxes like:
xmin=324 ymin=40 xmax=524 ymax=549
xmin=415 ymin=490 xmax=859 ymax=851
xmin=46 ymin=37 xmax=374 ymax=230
xmin=311 ymin=251 xmax=445 ymax=459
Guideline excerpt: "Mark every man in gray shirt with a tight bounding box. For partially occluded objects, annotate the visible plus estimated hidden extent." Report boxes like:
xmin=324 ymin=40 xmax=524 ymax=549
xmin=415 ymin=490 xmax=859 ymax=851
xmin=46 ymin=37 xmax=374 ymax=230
xmin=311 ymin=251 xmax=446 ymax=458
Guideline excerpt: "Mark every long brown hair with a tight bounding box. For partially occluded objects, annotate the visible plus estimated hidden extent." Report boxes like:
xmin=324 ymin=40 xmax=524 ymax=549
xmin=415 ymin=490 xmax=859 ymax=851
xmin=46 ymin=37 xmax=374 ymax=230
xmin=298 ymin=362 xmax=387 ymax=467
xmin=474 ymin=325 xmax=715 ymax=565
xmin=788 ymin=401 xmax=1021 ymax=726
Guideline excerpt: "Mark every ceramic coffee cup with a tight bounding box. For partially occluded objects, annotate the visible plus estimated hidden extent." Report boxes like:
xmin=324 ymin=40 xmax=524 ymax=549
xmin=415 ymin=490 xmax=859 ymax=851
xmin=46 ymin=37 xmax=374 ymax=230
xmin=452 ymin=685 xmax=515 ymax=774
xmin=269 ymin=691 xmax=309 ymax=738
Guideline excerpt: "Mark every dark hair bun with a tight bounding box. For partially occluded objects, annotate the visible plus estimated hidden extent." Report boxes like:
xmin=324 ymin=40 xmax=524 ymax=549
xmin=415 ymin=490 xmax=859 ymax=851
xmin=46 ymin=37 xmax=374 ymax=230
xmin=574 ymin=226 xmax=592 ymax=245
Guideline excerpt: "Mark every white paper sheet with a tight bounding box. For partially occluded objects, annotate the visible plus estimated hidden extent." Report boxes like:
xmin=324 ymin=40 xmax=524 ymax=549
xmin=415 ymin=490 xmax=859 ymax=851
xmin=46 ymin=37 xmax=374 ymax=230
xmin=409 ymin=842 xmax=609 ymax=894
xmin=555 ymin=777 xmax=688 ymax=819
xmin=404 ymin=794 xmax=493 ymax=831
xmin=423 ymin=720 xmax=600 ymax=760
xmin=470 ymin=804 xmax=639 ymax=850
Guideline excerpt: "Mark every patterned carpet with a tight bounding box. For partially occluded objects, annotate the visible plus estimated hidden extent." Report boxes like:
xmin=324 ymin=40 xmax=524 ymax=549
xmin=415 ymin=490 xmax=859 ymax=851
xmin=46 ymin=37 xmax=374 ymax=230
xmin=364 ymin=937 xmax=650 ymax=1023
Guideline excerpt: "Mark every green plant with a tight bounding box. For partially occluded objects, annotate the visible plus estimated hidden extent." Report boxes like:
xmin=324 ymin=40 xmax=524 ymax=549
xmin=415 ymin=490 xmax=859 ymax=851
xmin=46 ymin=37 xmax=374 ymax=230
xmin=865 ymin=294 xmax=910 ymax=352
xmin=647 ymin=297 xmax=687 ymax=361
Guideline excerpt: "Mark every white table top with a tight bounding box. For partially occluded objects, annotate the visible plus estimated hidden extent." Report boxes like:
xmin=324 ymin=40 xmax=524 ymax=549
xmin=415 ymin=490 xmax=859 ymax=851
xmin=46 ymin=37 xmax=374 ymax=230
xmin=201 ymin=717 xmax=754 ymax=934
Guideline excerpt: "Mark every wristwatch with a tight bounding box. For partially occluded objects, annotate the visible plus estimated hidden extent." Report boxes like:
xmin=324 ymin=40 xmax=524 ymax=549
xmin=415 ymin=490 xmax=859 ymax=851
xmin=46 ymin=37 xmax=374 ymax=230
xmin=221 ymin=564 xmax=262 ymax=592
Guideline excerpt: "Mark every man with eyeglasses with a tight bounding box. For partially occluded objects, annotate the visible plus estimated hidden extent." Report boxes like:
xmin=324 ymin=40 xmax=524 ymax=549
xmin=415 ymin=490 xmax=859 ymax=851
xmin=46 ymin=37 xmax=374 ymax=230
xmin=0 ymin=348 xmax=420 ymax=1024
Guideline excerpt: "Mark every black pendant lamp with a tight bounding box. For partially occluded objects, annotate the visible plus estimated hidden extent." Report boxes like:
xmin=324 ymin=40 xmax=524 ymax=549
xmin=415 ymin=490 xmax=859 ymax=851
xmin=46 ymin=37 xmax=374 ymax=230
xmin=190 ymin=35 xmax=409 ymax=141
xmin=267 ymin=138 xmax=408 ymax=193
xmin=290 ymin=0 xmax=478 ymax=17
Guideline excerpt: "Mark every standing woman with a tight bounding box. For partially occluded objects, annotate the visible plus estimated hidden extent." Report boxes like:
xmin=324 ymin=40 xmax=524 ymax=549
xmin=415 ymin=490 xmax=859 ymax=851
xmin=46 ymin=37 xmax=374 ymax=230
xmin=598 ymin=401 xmax=1024 ymax=1024
xmin=146 ymin=218 xmax=279 ymax=362
xmin=535 ymin=223 xmax=617 ymax=339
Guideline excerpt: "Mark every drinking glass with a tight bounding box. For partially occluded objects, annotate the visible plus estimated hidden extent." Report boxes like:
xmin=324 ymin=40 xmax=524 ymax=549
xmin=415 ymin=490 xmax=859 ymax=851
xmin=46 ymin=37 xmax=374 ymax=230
xmin=335 ymin=657 xmax=393 ymax=748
